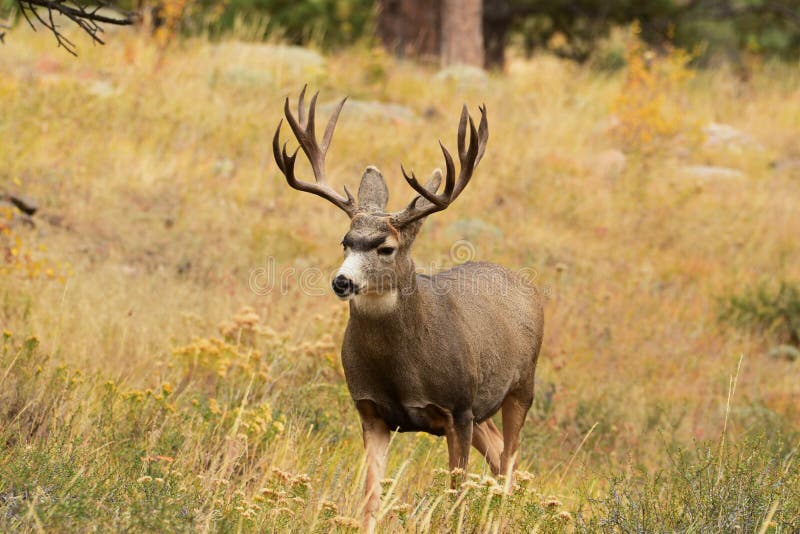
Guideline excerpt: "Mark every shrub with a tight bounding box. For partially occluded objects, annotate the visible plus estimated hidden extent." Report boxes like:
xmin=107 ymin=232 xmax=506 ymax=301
xmin=577 ymin=435 xmax=800 ymax=532
xmin=719 ymin=281 xmax=800 ymax=346
xmin=610 ymin=23 xmax=697 ymax=154
xmin=191 ymin=0 xmax=375 ymax=49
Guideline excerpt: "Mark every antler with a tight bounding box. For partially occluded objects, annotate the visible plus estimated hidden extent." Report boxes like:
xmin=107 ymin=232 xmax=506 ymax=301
xmin=273 ymin=86 xmax=357 ymax=217
xmin=391 ymin=104 xmax=488 ymax=227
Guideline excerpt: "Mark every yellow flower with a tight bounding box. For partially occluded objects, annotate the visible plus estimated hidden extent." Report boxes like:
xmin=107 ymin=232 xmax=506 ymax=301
xmin=543 ymin=497 xmax=562 ymax=509
xmin=391 ymin=503 xmax=411 ymax=515
xmin=321 ymin=500 xmax=338 ymax=513
xmin=331 ymin=516 xmax=360 ymax=529
xmin=269 ymin=507 xmax=294 ymax=518
xmin=271 ymin=467 xmax=292 ymax=482
xmin=291 ymin=473 xmax=311 ymax=488
xmin=514 ymin=470 xmax=535 ymax=482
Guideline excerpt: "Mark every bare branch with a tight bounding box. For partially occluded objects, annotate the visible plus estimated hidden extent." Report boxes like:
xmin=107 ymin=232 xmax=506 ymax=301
xmin=13 ymin=0 xmax=136 ymax=55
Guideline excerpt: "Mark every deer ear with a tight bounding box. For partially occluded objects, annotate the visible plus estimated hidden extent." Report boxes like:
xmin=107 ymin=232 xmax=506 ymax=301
xmin=358 ymin=166 xmax=389 ymax=211
xmin=411 ymin=169 xmax=442 ymax=209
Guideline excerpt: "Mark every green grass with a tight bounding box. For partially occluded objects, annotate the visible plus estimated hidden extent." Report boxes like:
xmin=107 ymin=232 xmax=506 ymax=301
xmin=578 ymin=436 xmax=800 ymax=532
xmin=720 ymin=281 xmax=800 ymax=347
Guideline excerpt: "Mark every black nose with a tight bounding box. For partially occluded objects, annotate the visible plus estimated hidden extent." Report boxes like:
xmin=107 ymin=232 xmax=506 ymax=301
xmin=332 ymin=274 xmax=355 ymax=297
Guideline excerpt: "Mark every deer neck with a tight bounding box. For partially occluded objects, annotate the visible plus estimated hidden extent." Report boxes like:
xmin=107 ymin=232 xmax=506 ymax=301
xmin=349 ymin=255 xmax=418 ymax=320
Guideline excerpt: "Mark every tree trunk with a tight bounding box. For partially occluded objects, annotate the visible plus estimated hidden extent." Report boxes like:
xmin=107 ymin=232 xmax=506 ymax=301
xmin=376 ymin=0 xmax=441 ymax=61
xmin=483 ymin=0 xmax=512 ymax=69
xmin=441 ymin=0 xmax=484 ymax=67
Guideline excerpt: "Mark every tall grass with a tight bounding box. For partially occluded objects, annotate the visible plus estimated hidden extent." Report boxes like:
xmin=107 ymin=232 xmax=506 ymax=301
xmin=1 ymin=22 xmax=799 ymax=532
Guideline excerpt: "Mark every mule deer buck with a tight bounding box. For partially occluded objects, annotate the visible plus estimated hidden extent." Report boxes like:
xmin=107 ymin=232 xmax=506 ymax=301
xmin=273 ymin=87 xmax=544 ymax=531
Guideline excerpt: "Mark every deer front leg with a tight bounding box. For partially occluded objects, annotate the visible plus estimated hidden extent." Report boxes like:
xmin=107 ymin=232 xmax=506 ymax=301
xmin=445 ymin=410 xmax=474 ymax=487
xmin=355 ymin=400 xmax=390 ymax=533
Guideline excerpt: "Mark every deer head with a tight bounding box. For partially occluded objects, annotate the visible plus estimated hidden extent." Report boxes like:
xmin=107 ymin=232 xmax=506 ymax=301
xmin=273 ymin=86 xmax=488 ymax=305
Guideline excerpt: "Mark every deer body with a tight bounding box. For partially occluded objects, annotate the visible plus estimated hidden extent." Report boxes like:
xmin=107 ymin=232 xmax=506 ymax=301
xmin=272 ymin=87 xmax=544 ymax=532
xmin=342 ymin=262 xmax=543 ymax=435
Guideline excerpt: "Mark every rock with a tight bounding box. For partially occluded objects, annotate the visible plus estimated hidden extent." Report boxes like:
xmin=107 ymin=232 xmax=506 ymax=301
xmin=590 ymin=149 xmax=626 ymax=179
xmin=434 ymin=64 xmax=489 ymax=88
xmin=213 ymin=158 xmax=236 ymax=179
xmin=320 ymin=99 xmax=416 ymax=122
xmin=6 ymin=193 xmax=39 ymax=215
xmin=682 ymin=165 xmax=745 ymax=180
xmin=210 ymin=42 xmax=325 ymax=77
xmin=216 ymin=67 xmax=274 ymax=88
xmin=702 ymin=123 xmax=764 ymax=151
xmin=768 ymin=345 xmax=800 ymax=361
xmin=591 ymin=115 xmax=621 ymax=137
xmin=120 ymin=264 xmax=138 ymax=276
xmin=445 ymin=218 xmax=503 ymax=241
xmin=771 ymin=158 xmax=800 ymax=177
xmin=85 ymin=80 xmax=117 ymax=98
xmin=177 ymin=259 xmax=192 ymax=275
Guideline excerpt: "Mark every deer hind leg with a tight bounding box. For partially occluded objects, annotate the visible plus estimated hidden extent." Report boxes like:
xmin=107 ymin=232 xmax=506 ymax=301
xmin=484 ymin=418 xmax=505 ymax=456
xmin=500 ymin=392 xmax=533 ymax=478
xmin=471 ymin=421 xmax=502 ymax=475
xmin=355 ymin=400 xmax=391 ymax=534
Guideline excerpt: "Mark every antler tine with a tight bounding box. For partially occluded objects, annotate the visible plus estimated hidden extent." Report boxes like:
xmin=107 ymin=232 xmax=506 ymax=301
xmin=457 ymin=104 xmax=468 ymax=162
xmin=475 ymin=104 xmax=489 ymax=166
xmin=272 ymin=87 xmax=356 ymax=217
xmin=401 ymin=164 xmax=445 ymax=206
xmin=297 ymin=84 xmax=307 ymax=127
xmin=438 ymin=141 xmax=456 ymax=199
xmin=322 ymin=97 xmax=347 ymax=152
xmin=306 ymin=92 xmax=318 ymax=146
xmin=284 ymin=97 xmax=318 ymax=173
xmin=390 ymin=104 xmax=489 ymax=227
xmin=281 ymin=144 xmax=301 ymax=187
xmin=283 ymin=97 xmax=305 ymax=145
xmin=273 ymin=119 xmax=285 ymax=172
xmin=452 ymin=116 xmax=480 ymax=198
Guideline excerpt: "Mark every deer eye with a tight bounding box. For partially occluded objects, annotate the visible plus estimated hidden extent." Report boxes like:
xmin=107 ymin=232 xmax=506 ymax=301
xmin=377 ymin=246 xmax=395 ymax=256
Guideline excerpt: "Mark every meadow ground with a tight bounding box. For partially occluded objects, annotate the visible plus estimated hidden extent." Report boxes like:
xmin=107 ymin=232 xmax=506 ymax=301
xmin=1 ymin=23 xmax=799 ymax=532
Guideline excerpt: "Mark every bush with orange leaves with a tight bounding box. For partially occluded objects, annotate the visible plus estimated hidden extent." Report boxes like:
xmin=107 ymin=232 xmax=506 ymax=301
xmin=140 ymin=0 xmax=190 ymax=47
xmin=611 ymin=22 xmax=698 ymax=153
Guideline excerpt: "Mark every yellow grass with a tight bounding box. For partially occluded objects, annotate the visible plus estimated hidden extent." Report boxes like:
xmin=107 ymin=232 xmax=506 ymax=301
xmin=1 ymin=23 xmax=799 ymax=532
